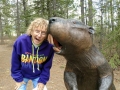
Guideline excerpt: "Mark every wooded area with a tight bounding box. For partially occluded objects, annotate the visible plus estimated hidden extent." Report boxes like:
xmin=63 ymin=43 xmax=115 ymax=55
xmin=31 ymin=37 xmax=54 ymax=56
xmin=0 ymin=0 xmax=120 ymax=68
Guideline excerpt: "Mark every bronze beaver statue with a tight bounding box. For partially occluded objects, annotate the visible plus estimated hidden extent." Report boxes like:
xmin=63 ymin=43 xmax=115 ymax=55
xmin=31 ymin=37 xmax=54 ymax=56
xmin=48 ymin=17 xmax=116 ymax=90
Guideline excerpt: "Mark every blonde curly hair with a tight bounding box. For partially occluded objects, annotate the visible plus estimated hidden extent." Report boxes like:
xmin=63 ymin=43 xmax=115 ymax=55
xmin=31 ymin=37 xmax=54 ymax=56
xmin=26 ymin=18 xmax=49 ymax=35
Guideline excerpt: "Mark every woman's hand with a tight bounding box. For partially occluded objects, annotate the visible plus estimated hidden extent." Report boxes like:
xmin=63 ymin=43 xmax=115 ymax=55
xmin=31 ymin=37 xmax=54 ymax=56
xmin=37 ymin=83 xmax=44 ymax=90
xmin=53 ymin=46 xmax=61 ymax=53
xmin=15 ymin=81 xmax=25 ymax=90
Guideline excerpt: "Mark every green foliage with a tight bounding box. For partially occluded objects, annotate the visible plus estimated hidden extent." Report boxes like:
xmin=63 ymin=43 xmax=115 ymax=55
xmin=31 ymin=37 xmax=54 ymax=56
xmin=0 ymin=0 xmax=14 ymax=39
xmin=32 ymin=0 xmax=74 ymax=19
xmin=101 ymin=24 xmax=120 ymax=68
xmin=109 ymin=53 xmax=120 ymax=69
xmin=95 ymin=0 xmax=120 ymax=68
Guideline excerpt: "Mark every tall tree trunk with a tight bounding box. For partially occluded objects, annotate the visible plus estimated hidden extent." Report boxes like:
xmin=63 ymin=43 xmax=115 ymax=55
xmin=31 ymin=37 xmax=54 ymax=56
xmin=84 ymin=0 xmax=87 ymax=24
xmin=0 ymin=14 xmax=4 ymax=44
xmin=47 ymin=0 xmax=51 ymax=19
xmin=16 ymin=0 xmax=20 ymax=37
xmin=23 ymin=0 xmax=28 ymax=27
xmin=116 ymin=0 xmax=120 ymax=59
xmin=66 ymin=0 xmax=69 ymax=18
xmin=41 ymin=0 xmax=44 ymax=16
xmin=110 ymin=0 xmax=114 ymax=31
xmin=88 ymin=0 xmax=93 ymax=26
xmin=88 ymin=0 xmax=94 ymax=42
xmin=99 ymin=0 xmax=103 ymax=50
xmin=80 ymin=0 xmax=85 ymax=23
xmin=53 ymin=0 xmax=57 ymax=16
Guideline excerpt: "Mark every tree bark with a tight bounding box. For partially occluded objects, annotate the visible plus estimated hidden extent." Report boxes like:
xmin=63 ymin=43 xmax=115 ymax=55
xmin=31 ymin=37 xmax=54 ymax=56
xmin=80 ymin=0 xmax=85 ymax=24
xmin=88 ymin=0 xmax=93 ymax=26
xmin=0 ymin=14 xmax=4 ymax=44
xmin=53 ymin=0 xmax=57 ymax=16
xmin=16 ymin=0 xmax=20 ymax=37
xmin=23 ymin=0 xmax=28 ymax=27
xmin=99 ymin=0 xmax=103 ymax=50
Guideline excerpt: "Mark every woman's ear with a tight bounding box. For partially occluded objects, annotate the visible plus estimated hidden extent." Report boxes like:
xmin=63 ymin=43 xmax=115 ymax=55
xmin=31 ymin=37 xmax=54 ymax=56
xmin=30 ymin=30 xmax=33 ymax=36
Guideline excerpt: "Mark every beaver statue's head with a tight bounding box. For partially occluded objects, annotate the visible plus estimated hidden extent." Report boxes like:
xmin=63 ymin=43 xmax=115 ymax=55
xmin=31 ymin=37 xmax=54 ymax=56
xmin=48 ymin=17 xmax=94 ymax=55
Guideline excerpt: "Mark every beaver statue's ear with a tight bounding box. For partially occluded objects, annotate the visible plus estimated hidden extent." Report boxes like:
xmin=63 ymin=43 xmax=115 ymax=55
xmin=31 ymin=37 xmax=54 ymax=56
xmin=88 ymin=27 xmax=95 ymax=34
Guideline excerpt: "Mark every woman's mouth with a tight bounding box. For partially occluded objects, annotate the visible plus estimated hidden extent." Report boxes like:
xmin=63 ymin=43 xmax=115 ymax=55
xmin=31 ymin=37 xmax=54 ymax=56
xmin=35 ymin=38 xmax=40 ymax=41
xmin=33 ymin=37 xmax=42 ymax=45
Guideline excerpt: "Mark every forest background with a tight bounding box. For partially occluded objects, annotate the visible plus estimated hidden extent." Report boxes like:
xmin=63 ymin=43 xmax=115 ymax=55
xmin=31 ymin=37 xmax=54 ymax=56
xmin=0 ymin=0 xmax=120 ymax=69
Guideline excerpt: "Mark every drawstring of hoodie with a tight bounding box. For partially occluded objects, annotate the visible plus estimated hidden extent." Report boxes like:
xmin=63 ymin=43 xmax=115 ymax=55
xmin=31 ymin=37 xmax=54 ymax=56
xmin=37 ymin=47 xmax=40 ymax=71
xmin=32 ymin=45 xmax=35 ymax=73
xmin=32 ymin=44 xmax=40 ymax=73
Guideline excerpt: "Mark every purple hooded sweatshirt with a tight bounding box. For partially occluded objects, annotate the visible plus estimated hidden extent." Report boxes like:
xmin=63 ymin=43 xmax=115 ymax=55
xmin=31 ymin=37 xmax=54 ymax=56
xmin=11 ymin=34 xmax=54 ymax=85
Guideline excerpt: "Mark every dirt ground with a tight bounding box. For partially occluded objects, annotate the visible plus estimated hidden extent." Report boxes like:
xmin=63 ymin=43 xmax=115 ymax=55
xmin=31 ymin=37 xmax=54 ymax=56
xmin=0 ymin=41 xmax=120 ymax=90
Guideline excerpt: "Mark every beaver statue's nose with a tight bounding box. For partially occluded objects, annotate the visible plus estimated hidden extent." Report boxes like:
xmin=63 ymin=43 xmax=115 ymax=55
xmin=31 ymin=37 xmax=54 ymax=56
xmin=49 ymin=18 xmax=56 ymax=24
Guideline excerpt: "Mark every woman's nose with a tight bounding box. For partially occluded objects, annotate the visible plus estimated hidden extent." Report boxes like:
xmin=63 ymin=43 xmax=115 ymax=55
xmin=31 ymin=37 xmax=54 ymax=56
xmin=37 ymin=32 xmax=42 ymax=37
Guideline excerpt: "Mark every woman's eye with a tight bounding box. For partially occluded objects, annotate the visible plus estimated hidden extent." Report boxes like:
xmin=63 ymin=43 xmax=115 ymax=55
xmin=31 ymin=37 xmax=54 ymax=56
xmin=41 ymin=32 xmax=47 ymax=35
xmin=35 ymin=30 xmax=39 ymax=33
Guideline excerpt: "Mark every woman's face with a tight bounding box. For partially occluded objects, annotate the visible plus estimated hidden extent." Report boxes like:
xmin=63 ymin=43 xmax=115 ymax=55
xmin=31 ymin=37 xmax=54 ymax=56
xmin=31 ymin=25 xmax=47 ymax=45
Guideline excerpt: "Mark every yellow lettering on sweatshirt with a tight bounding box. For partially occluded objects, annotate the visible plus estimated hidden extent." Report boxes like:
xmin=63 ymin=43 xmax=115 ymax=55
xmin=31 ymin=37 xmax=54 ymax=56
xmin=21 ymin=54 xmax=48 ymax=64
